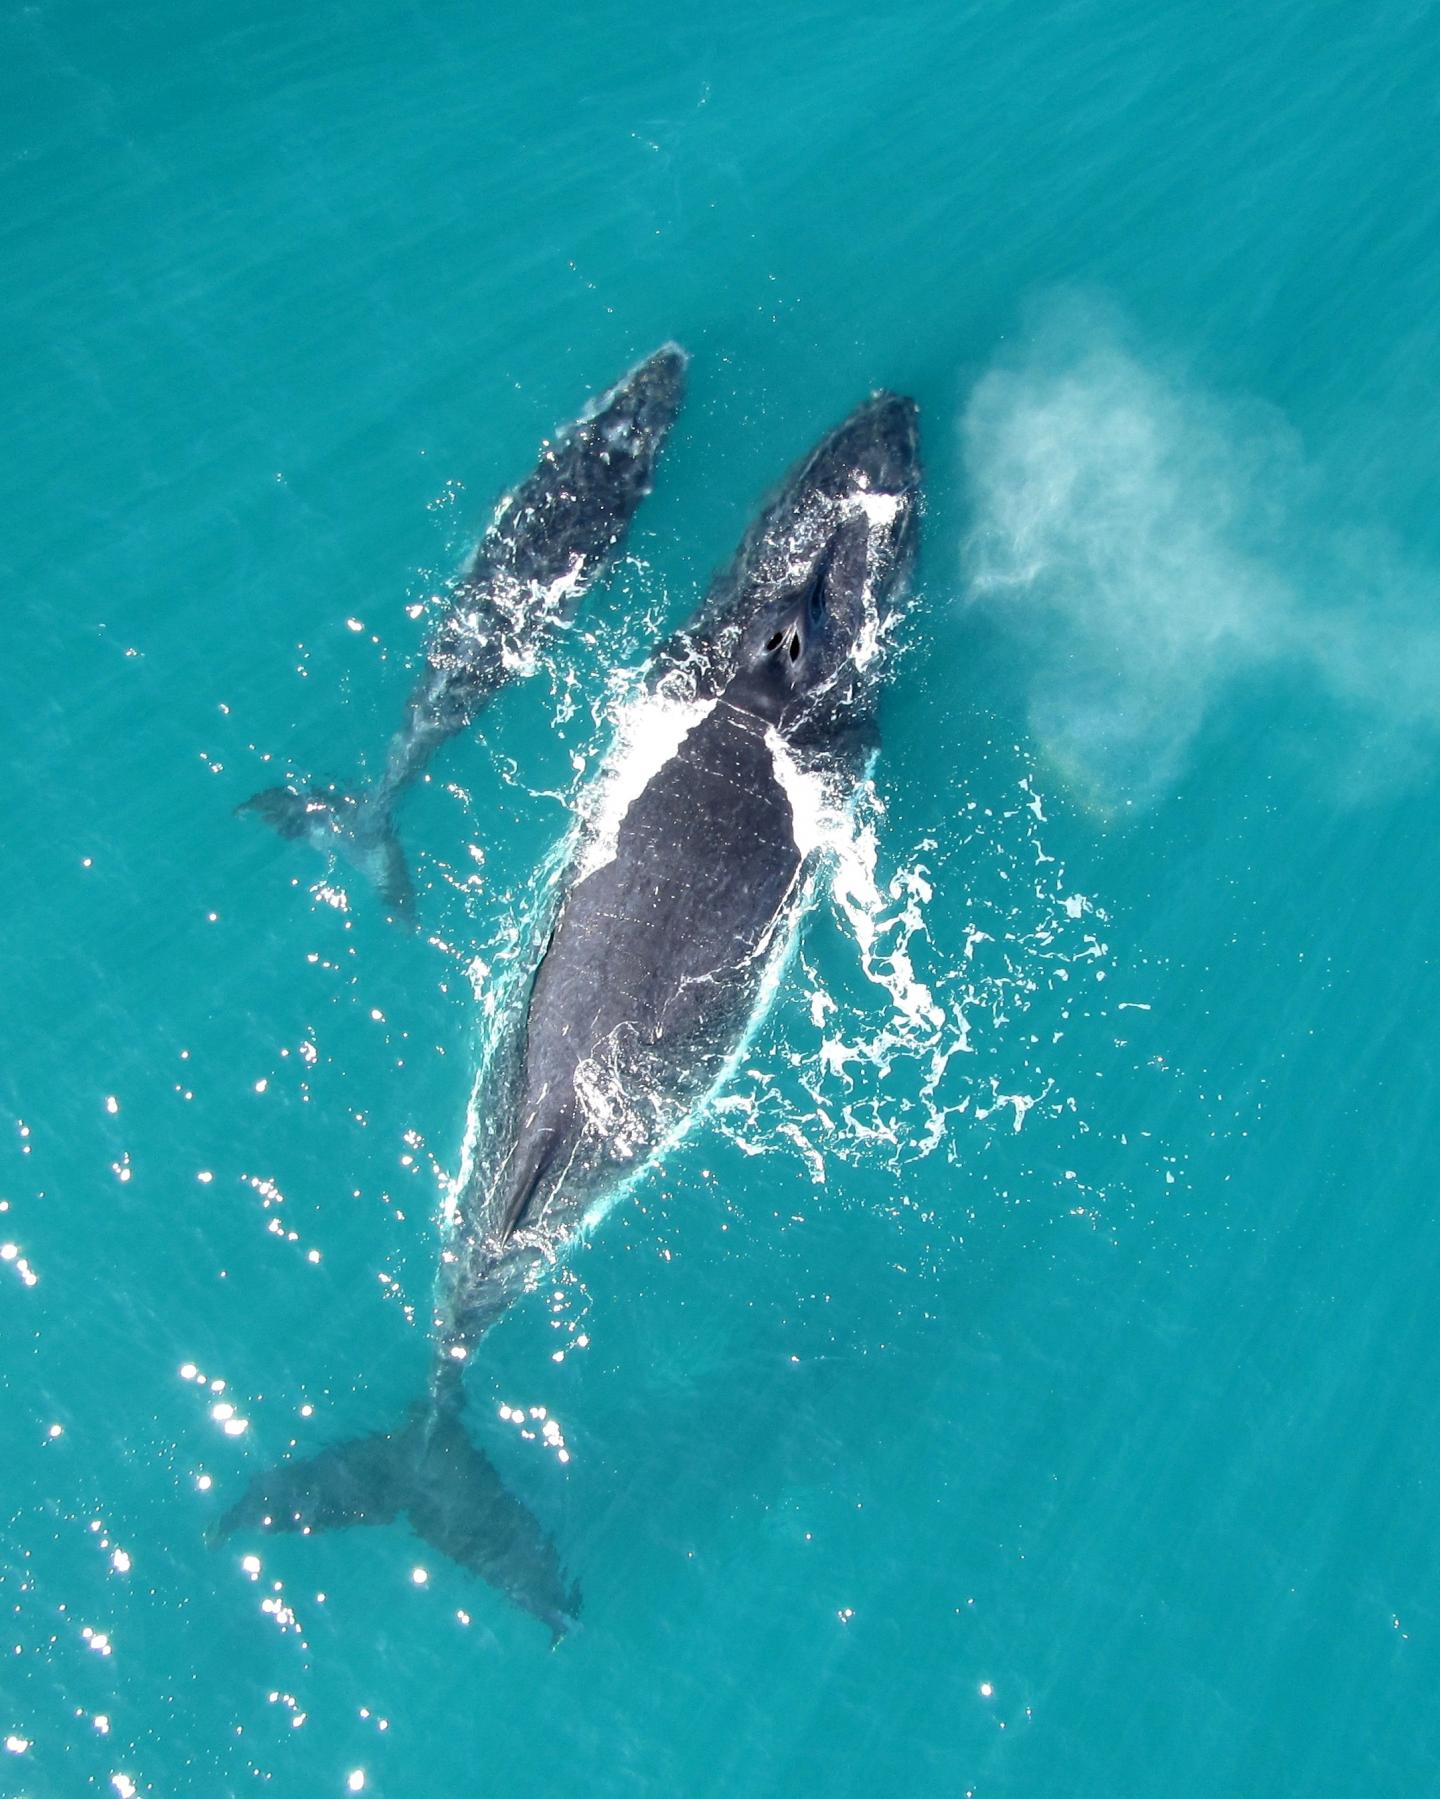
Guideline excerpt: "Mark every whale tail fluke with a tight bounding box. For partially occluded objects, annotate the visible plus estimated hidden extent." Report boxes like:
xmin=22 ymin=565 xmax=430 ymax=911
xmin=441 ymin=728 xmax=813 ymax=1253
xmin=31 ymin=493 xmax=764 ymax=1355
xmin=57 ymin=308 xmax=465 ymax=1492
xmin=212 ymin=1403 xmax=579 ymax=1647
xmin=238 ymin=784 xmax=416 ymax=925
xmin=211 ymin=1423 xmax=408 ymax=1535
xmin=212 ymin=1403 xmax=580 ymax=1643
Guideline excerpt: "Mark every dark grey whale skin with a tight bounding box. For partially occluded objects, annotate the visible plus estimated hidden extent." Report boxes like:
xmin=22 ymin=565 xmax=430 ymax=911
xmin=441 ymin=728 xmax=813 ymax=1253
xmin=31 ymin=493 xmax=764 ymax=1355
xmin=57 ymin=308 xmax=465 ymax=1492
xmin=239 ymin=344 xmax=688 ymax=922
xmin=215 ymin=392 xmax=920 ymax=1641
xmin=444 ymin=392 xmax=921 ymax=1350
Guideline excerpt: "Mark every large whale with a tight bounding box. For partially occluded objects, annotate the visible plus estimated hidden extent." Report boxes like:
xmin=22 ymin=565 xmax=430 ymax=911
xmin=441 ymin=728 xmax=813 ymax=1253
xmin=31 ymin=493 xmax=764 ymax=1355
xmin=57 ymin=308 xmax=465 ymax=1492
xmin=217 ymin=391 xmax=921 ymax=1637
xmin=240 ymin=344 xmax=687 ymax=922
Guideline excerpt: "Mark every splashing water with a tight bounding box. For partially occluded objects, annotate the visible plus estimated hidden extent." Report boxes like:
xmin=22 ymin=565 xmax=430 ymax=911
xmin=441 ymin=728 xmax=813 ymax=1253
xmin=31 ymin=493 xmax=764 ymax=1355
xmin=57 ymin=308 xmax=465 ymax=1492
xmin=706 ymin=740 xmax=1125 ymax=1214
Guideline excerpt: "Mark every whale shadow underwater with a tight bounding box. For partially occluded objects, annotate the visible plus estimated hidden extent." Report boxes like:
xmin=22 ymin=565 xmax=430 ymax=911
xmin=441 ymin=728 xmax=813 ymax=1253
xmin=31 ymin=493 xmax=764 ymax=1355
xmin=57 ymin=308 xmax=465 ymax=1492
xmin=216 ymin=387 xmax=922 ymax=1639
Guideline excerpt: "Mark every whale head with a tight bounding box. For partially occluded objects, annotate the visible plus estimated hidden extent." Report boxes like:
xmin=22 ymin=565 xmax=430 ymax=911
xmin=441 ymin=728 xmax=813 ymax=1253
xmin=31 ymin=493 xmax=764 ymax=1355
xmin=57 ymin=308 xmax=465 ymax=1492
xmin=724 ymin=393 xmax=921 ymax=731
xmin=798 ymin=389 xmax=921 ymax=517
xmin=579 ymin=341 xmax=689 ymax=500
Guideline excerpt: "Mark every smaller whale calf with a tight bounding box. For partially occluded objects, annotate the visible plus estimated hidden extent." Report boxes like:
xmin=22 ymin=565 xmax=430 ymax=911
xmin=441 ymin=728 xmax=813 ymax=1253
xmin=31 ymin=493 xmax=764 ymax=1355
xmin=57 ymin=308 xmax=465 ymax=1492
xmin=240 ymin=343 xmax=687 ymax=923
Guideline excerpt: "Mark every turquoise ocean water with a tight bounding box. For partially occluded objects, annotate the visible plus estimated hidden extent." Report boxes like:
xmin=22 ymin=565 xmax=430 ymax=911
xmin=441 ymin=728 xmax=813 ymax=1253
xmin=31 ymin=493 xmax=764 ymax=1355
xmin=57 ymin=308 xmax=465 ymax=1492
xmin=5 ymin=0 xmax=1440 ymax=1792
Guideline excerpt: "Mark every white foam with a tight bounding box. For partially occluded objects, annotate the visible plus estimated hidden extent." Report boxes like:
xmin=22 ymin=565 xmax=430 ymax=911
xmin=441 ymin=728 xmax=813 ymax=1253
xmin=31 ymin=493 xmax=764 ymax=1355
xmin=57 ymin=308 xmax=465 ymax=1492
xmin=692 ymin=736 xmax=1137 ymax=1203
xmin=852 ymin=488 xmax=904 ymax=530
xmin=572 ymin=678 xmax=715 ymax=880
xmin=767 ymin=730 xmax=943 ymax=1033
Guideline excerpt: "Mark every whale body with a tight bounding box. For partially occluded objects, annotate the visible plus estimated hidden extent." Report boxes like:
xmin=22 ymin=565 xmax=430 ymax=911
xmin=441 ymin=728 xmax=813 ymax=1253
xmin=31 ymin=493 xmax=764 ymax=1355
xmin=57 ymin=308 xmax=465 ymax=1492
xmin=217 ymin=391 xmax=921 ymax=1637
xmin=241 ymin=344 xmax=687 ymax=923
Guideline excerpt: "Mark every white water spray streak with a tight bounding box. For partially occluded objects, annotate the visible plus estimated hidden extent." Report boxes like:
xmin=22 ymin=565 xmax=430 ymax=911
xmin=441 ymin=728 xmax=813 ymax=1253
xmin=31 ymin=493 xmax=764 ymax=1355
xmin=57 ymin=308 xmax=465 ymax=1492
xmin=961 ymin=300 xmax=1440 ymax=812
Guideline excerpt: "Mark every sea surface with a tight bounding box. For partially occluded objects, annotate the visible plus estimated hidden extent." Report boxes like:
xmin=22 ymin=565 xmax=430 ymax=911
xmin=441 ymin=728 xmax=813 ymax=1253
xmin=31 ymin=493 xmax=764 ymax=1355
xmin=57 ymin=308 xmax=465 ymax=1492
xmin=5 ymin=0 xmax=1440 ymax=1793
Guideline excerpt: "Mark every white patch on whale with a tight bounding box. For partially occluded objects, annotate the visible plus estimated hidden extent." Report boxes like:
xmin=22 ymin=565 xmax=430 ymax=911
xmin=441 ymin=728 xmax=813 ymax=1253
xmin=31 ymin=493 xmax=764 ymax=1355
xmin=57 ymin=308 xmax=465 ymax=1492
xmin=571 ymin=676 xmax=717 ymax=881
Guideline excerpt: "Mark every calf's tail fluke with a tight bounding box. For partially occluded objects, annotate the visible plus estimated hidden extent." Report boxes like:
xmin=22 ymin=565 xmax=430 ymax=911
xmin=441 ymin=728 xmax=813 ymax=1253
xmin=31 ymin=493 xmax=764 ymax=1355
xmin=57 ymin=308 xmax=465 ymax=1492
xmin=238 ymin=783 xmax=416 ymax=926
xmin=211 ymin=1393 xmax=580 ymax=1643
